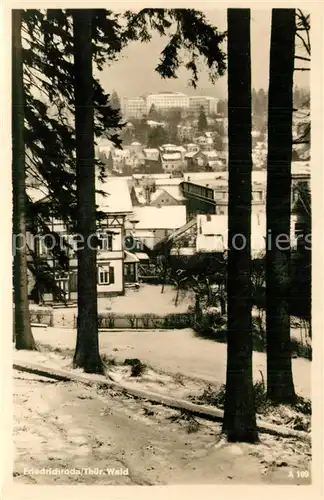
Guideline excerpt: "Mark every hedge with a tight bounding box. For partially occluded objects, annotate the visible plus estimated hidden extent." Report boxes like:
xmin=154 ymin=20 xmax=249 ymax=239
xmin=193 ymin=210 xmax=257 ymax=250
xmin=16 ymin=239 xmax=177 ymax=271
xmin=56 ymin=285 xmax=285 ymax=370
xmin=96 ymin=312 xmax=194 ymax=330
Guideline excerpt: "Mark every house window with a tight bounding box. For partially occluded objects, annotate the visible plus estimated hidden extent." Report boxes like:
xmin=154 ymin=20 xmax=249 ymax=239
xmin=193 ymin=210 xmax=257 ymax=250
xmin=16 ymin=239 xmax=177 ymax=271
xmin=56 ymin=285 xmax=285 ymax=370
xmin=124 ymin=263 xmax=135 ymax=277
xmin=97 ymin=232 xmax=113 ymax=251
xmin=98 ymin=266 xmax=115 ymax=285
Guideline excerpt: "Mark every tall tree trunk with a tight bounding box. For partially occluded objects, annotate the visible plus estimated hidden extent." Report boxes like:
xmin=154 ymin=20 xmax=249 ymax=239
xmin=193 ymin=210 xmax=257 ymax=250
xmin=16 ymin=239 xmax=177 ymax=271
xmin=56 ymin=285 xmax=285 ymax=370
xmin=72 ymin=10 xmax=103 ymax=374
xmin=222 ymin=8 xmax=258 ymax=442
xmin=266 ymin=9 xmax=296 ymax=403
xmin=12 ymin=10 xmax=37 ymax=350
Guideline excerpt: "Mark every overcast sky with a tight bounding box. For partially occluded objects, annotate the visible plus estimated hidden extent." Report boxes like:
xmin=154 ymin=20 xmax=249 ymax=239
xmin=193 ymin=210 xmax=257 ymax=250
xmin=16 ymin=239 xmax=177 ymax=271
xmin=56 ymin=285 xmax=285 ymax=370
xmin=97 ymin=9 xmax=310 ymax=100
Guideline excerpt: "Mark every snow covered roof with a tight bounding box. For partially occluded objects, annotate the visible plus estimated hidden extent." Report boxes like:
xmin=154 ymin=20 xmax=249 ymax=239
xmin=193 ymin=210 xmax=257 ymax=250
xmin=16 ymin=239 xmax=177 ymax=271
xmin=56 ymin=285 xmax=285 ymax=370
xmin=208 ymin=160 xmax=223 ymax=168
xmin=26 ymin=186 xmax=49 ymax=203
xmin=131 ymin=141 xmax=142 ymax=146
xmin=126 ymin=206 xmax=186 ymax=230
xmin=184 ymin=151 xmax=199 ymax=158
xmin=143 ymin=148 xmax=160 ymax=154
xmin=155 ymin=178 xmax=183 ymax=187
xmin=161 ymin=144 xmax=187 ymax=153
xmin=124 ymin=250 xmax=140 ymax=263
xmin=161 ymin=153 xmax=182 ymax=161
xmin=162 ymin=186 xmax=186 ymax=201
xmin=96 ymin=177 xmax=133 ymax=214
xmin=147 ymin=120 xmax=165 ymax=127
xmin=183 ymin=172 xmax=222 ymax=181
xmin=203 ymin=150 xmax=218 ymax=158
xmin=150 ymin=186 xmax=185 ymax=203
xmin=133 ymin=186 xmax=147 ymax=205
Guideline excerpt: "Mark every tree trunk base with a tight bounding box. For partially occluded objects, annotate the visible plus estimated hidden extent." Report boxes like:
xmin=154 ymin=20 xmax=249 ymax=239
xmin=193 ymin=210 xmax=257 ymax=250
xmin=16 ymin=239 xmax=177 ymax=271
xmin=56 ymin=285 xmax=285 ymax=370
xmin=222 ymin=418 xmax=259 ymax=444
xmin=15 ymin=332 xmax=37 ymax=351
xmin=267 ymin=388 xmax=297 ymax=405
xmin=73 ymin=350 xmax=104 ymax=375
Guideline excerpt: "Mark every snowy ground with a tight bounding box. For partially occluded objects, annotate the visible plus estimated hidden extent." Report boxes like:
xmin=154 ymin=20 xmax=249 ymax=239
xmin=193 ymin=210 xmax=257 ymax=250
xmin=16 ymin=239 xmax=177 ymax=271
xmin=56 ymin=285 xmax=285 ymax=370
xmin=52 ymin=285 xmax=193 ymax=328
xmin=38 ymin=284 xmax=310 ymax=346
xmin=29 ymin=327 xmax=311 ymax=398
xmin=13 ymin=367 xmax=311 ymax=485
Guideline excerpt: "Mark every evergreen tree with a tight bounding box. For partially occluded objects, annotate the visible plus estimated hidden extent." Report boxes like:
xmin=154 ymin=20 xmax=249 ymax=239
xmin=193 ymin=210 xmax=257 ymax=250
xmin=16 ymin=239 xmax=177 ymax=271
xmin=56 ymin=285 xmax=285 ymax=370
xmin=12 ymin=9 xmax=37 ymax=350
xmin=291 ymin=183 xmax=311 ymax=335
xmin=110 ymin=89 xmax=121 ymax=111
xmin=148 ymin=104 xmax=160 ymax=121
xmin=217 ymin=99 xmax=227 ymax=116
xmin=19 ymin=8 xmax=227 ymax=364
xmin=22 ymin=9 xmax=124 ymax=304
xmin=72 ymin=9 xmax=104 ymax=373
xmin=223 ymin=8 xmax=258 ymax=443
xmin=147 ymin=126 xmax=168 ymax=148
xmin=198 ymin=106 xmax=208 ymax=132
xmin=266 ymin=8 xmax=296 ymax=403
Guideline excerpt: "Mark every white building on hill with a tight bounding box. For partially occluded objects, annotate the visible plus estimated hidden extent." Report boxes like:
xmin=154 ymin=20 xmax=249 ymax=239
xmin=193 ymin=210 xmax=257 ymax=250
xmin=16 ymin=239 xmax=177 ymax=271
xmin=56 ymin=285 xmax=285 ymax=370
xmin=146 ymin=92 xmax=190 ymax=111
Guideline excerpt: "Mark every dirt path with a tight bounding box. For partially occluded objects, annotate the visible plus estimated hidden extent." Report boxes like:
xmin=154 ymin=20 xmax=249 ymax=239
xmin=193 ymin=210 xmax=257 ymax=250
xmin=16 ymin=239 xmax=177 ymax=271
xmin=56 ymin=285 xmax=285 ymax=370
xmin=13 ymin=371 xmax=311 ymax=485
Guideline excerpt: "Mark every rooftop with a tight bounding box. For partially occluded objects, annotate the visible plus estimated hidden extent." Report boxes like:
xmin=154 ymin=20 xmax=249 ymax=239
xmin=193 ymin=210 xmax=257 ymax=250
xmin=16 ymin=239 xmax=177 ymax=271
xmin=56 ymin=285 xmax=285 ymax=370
xmin=150 ymin=186 xmax=185 ymax=203
xmin=147 ymin=92 xmax=188 ymax=97
xmin=143 ymin=148 xmax=160 ymax=154
xmin=96 ymin=177 xmax=133 ymax=214
xmin=155 ymin=178 xmax=183 ymax=187
xmin=26 ymin=186 xmax=50 ymax=203
xmin=184 ymin=151 xmax=199 ymax=158
xmin=161 ymin=153 xmax=182 ymax=161
xmin=126 ymin=205 xmax=187 ymax=230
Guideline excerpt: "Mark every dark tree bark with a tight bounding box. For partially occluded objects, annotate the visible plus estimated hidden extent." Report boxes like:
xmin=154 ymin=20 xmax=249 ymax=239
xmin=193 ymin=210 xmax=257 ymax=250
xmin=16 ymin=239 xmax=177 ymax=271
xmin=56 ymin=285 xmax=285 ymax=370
xmin=12 ymin=9 xmax=37 ymax=350
xmin=266 ymin=9 xmax=296 ymax=403
xmin=72 ymin=10 xmax=103 ymax=374
xmin=222 ymin=9 xmax=258 ymax=442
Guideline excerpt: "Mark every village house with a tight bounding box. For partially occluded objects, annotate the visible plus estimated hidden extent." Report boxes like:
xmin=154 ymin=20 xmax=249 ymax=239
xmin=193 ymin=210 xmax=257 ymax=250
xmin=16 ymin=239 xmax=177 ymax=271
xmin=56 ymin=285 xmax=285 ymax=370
xmin=161 ymin=151 xmax=184 ymax=175
xmin=184 ymin=150 xmax=208 ymax=171
xmin=185 ymin=143 xmax=200 ymax=154
xmin=149 ymin=186 xmax=186 ymax=207
xmin=153 ymin=213 xmax=299 ymax=259
xmin=27 ymin=178 xmax=135 ymax=303
xmin=177 ymin=123 xmax=195 ymax=142
xmin=160 ymin=144 xmax=187 ymax=160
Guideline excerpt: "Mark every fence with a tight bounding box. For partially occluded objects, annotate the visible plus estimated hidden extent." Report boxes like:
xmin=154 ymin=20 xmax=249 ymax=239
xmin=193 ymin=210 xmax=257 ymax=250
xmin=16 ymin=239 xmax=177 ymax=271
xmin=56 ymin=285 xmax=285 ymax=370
xmin=12 ymin=308 xmax=54 ymax=328
xmin=73 ymin=312 xmax=194 ymax=330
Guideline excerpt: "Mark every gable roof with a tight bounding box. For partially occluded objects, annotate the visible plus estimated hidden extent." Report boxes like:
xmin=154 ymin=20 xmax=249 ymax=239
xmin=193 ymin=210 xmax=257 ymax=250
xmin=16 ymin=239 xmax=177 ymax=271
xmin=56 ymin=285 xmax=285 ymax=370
xmin=150 ymin=186 xmax=185 ymax=204
xmin=162 ymin=186 xmax=186 ymax=201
